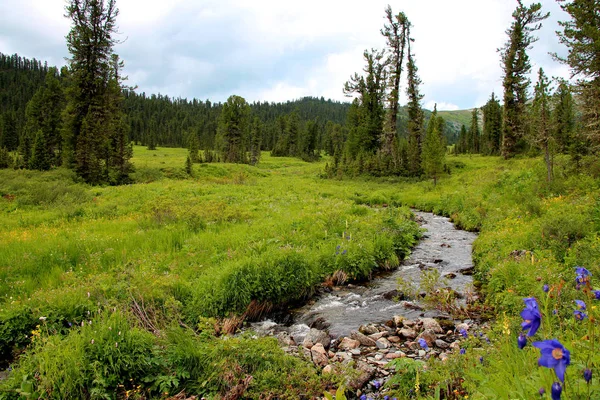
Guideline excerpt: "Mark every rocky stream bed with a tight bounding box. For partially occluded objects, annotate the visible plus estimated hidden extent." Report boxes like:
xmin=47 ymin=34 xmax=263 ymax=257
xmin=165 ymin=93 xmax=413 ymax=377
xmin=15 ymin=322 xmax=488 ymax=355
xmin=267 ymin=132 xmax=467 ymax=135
xmin=248 ymin=212 xmax=485 ymax=398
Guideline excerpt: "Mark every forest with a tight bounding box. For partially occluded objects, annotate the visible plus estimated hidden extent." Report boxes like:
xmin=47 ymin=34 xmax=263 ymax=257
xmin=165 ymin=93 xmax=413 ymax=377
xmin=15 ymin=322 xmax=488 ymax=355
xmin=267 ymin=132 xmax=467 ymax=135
xmin=0 ymin=0 xmax=600 ymax=399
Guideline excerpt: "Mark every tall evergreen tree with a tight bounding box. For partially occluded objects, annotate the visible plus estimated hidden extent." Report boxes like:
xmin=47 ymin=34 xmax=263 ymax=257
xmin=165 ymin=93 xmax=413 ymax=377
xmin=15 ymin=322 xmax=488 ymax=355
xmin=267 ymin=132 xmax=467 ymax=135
xmin=0 ymin=112 xmax=18 ymax=151
xmin=552 ymin=79 xmax=575 ymax=153
xmin=482 ymin=93 xmax=502 ymax=155
xmin=500 ymin=1 xmax=549 ymax=159
xmin=457 ymin=124 xmax=468 ymax=154
xmin=555 ymin=0 xmax=600 ymax=149
xmin=530 ymin=68 xmax=554 ymax=182
xmin=422 ymin=105 xmax=446 ymax=185
xmin=249 ymin=116 xmax=262 ymax=165
xmin=62 ymin=0 xmax=131 ymax=184
xmin=381 ymin=5 xmax=408 ymax=156
xmin=468 ymin=108 xmax=480 ymax=153
xmin=405 ymin=31 xmax=424 ymax=176
xmin=217 ymin=95 xmax=250 ymax=163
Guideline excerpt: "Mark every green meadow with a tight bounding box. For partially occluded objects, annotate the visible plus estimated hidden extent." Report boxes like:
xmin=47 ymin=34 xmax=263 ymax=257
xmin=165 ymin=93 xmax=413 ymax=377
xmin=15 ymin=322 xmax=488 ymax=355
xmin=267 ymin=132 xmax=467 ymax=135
xmin=1 ymin=147 xmax=600 ymax=398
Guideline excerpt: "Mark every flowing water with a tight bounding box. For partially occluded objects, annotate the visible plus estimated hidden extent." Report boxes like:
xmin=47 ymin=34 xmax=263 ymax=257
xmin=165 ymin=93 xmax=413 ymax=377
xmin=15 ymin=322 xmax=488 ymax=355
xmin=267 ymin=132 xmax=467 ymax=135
xmin=251 ymin=211 xmax=478 ymax=342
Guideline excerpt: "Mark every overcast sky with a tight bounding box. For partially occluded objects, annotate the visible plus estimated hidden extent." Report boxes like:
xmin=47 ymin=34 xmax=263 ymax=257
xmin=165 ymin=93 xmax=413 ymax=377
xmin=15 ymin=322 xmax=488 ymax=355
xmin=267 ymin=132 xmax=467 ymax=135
xmin=0 ymin=0 xmax=572 ymax=110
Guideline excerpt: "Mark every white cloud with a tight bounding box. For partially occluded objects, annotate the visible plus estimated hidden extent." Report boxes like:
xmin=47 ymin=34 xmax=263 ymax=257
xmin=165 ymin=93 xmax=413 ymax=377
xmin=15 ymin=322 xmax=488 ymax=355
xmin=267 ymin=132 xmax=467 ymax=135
xmin=0 ymin=0 xmax=573 ymax=109
xmin=426 ymin=101 xmax=460 ymax=112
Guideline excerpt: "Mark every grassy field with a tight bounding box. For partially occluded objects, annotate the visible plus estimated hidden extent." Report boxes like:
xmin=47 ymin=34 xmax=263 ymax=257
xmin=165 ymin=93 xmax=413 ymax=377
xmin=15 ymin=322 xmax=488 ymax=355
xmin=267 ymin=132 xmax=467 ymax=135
xmin=0 ymin=146 xmax=421 ymax=399
xmin=1 ymin=147 xmax=600 ymax=399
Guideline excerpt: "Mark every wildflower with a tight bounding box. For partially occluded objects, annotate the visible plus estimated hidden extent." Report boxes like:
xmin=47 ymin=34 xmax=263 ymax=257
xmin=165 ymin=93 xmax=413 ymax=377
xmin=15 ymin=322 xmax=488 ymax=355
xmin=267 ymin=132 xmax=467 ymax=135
xmin=39 ymin=316 xmax=47 ymax=321
xmin=575 ymin=300 xmax=586 ymax=310
xmin=342 ymin=250 xmax=347 ymax=255
xmin=584 ymin=368 xmax=592 ymax=383
xmin=373 ymin=380 xmax=381 ymax=390
xmin=459 ymin=329 xmax=468 ymax=338
xmin=576 ymin=267 xmax=591 ymax=289
xmin=551 ymin=382 xmax=562 ymax=400
xmin=360 ymin=395 xmax=367 ymax=400
xmin=115 ymin=342 xmax=118 ymax=348
xmin=384 ymin=397 xmax=389 ymax=400
xmin=593 ymin=290 xmax=600 ymax=300
xmin=479 ymin=356 xmax=484 ymax=364
xmin=460 ymin=348 xmax=466 ymax=355
xmin=485 ymin=337 xmax=490 ymax=344
xmin=538 ymin=387 xmax=545 ymax=396
xmin=543 ymin=284 xmax=549 ymax=293
xmin=91 ymin=339 xmax=95 ymax=344
xmin=574 ymin=310 xmax=587 ymax=320
xmin=518 ymin=333 xmax=527 ymax=349
xmin=533 ymin=339 xmax=570 ymax=382
xmin=418 ymin=338 xmax=429 ymax=350
xmin=521 ymin=297 xmax=542 ymax=336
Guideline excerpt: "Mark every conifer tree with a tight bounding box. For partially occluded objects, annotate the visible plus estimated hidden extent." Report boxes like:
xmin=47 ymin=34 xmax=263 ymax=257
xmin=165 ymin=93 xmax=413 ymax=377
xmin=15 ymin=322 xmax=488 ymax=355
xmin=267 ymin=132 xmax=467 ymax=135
xmin=468 ymin=108 xmax=480 ymax=153
xmin=482 ymin=93 xmax=502 ymax=155
xmin=555 ymin=0 xmax=600 ymax=149
xmin=0 ymin=147 xmax=11 ymax=169
xmin=250 ymin=116 xmax=262 ymax=165
xmin=185 ymin=154 xmax=193 ymax=176
xmin=29 ymin=130 xmax=51 ymax=170
xmin=552 ymin=79 xmax=575 ymax=153
xmin=500 ymin=1 xmax=549 ymax=159
xmin=381 ymin=5 xmax=408 ymax=156
xmin=188 ymin=132 xmax=200 ymax=162
xmin=0 ymin=112 xmax=18 ymax=151
xmin=422 ymin=105 xmax=446 ymax=185
xmin=530 ymin=68 xmax=554 ymax=182
xmin=62 ymin=0 xmax=131 ymax=184
xmin=405 ymin=31 xmax=424 ymax=176
xmin=217 ymin=95 xmax=250 ymax=163
xmin=457 ymin=125 xmax=468 ymax=154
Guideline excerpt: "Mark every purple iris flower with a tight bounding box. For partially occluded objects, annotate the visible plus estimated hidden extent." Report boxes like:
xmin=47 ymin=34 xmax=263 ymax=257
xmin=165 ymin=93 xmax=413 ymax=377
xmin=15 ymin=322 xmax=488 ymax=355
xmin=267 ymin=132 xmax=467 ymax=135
xmin=533 ymin=339 xmax=571 ymax=382
xmin=593 ymin=290 xmax=600 ymax=300
xmin=575 ymin=300 xmax=586 ymax=310
xmin=543 ymin=284 xmax=549 ymax=292
xmin=521 ymin=297 xmax=542 ymax=336
xmin=584 ymin=368 xmax=592 ymax=383
xmin=551 ymin=382 xmax=562 ymax=400
xmin=459 ymin=329 xmax=468 ymax=338
xmin=574 ymin=310 xmax=588 ymax=320
xmin=518 ymin=333 xmax=527 ymax=349
xmin=418 ymin=338 xmax=429 ymax=350
xmin=460 ymin=348 xmax=466 ymax=355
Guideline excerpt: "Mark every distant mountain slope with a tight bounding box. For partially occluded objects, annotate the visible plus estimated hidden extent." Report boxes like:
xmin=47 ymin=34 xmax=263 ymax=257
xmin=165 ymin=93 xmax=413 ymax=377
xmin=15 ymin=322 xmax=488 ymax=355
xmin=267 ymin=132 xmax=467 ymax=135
xmin=398 ymin=106 xmax=474 ymax=144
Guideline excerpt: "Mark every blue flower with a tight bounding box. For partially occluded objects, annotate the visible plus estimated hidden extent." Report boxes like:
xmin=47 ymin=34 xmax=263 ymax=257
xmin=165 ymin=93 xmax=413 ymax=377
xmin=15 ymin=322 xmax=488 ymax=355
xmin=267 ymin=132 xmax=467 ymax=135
xmin=533 ymin=339 xmax=571 ymax=382
xmin=459 ymin=329 xmax=468 ymax=338
xmin=584 ymin=368 xmax=592 ymax=383
xmin=418 ymin=338 xmax=429 ymax=350
xmin=518 ymin=333 xmax=527 ymax=349
xmin=521 ymin=297 xmax=542 ymax=336
xmin=342 ymin=249 xmax=347 ymax=255
xmin=575 ymin=300 xmax=586 ymax=310
xmin=538 ymin=387 xmax=545 ymax=396
xmin=479 ymin=356 xmax=484 ymax=364
xmin=593 ymin=290 xmax=600 ymax=300
xmin=372 ymin=380 xmax=381 ymax=390
xmin=460 ymin=348 xmax=466 ymax=355
xmin=543 ymin=284 xmax=549 ymax=292
xmin=360 ymin=395 xmax=367 ymax=400
xmin=576 ymin=266 xmax=591 ymax=289
xmin=574 ymin=310 xmax=587 ymax=320
xmin=551 ymin=382 xmax=562 ymax=400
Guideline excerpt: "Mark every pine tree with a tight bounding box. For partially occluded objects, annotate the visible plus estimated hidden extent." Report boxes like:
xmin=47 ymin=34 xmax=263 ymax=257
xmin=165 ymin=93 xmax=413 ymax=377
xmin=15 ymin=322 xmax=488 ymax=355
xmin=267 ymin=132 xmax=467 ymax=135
xmin=0 ymin=148 xmax=12 ymax=169
xmin=29 ymin=130 xmax=51 ymax=170
xmin=405 ymin=30 xmax=424 ymax=176
xmin=381 ymin=6 xmax=408 ymax=156
xmin=422 ymin=105 xmax=446 ymax=185
xmin=188 ymin=131 xmax=200 ymax=162
xmin=457 ymin=125 xmax=468 ymax=154
xmin=0 ymin=112 xmax=19 ymax=151
xmin=552 ymin=79 xmax=575 ymax=153
xmin=250 ymin=116 xmax=262 ymax=165
xmin=500 ymin=1 xmax=549 ymax=159
xmin=184 ymin=154 xmax=193 ymax=176
xmin=217 ymin=95 xmax=250 ymax=163
xmin=530 ymin=68 xmax=554 ymax=182
xmin=482 ymin=93 xmax=502 ymax=155
xmin=555 ymin=0 xmax=600 ymax=149
xmin=62 ymin=0 xmax=129 ymax=184
xmin=468 ymin=108 xmax=480 ymax=153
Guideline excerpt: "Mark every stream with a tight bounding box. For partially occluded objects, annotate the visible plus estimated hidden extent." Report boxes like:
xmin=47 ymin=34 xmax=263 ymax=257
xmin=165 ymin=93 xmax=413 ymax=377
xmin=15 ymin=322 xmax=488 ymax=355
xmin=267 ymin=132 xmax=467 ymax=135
xmin=251 ymin=211 xmax=478 ymax=344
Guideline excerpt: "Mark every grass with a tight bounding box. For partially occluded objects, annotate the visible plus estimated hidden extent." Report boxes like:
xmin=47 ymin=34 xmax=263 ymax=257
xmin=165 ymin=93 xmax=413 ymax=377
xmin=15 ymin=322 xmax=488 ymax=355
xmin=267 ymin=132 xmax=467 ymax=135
xmin=2 ymin=146 xmax=600 ymax=398
xmin=0 ymin=146 xmax=420 ymax=398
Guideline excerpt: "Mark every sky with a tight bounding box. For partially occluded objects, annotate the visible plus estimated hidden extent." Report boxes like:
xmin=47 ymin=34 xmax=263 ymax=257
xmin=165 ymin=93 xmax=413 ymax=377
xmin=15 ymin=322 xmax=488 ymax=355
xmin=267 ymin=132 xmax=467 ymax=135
xmin=0 ymin=0 xmax=573 ymax=110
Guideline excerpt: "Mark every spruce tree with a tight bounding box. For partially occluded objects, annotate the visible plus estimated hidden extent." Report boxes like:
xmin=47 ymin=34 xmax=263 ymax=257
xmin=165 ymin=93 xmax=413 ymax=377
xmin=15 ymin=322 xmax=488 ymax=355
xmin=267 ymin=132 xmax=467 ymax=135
xmin=500 ymin=1 xmax=549 ymax=159
xmin=422 ymin=105 xmax=446 ymax=185
xmin=405 ymin=31 xmax=424 ymax=176
xmin=250 ymin=116 xmax=262 ymax=165
xmin=555 ymin=0 xmax=600 ymax=149
xmin=62 ymin=0 xmax=130 ymax=184
xmin=381 ymin=6 xmax=408 ymax=156
xmin=188 ymin=131 xmax=200 ymax=162
xmin=530 ymin=68 xmax=554 ymax=182
xmin=482 ymin=93 xmax=502 ymax=155
xmin=185 ymin=154 xmax=193 ymax=176
xmin=217 ymin=95 xmax=250 ymax=163
xmin=469 ymin=108 xmax=480 ymax=154
xmin=457 ymin=125 xmax=468 ymax=154
xmin=552 ymin=79 xmax=575 ymax=153
xmin=29 ymin=130 xmax=51 ymax=170
xmin=0 ymin=112 xmax=19 ymax=151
